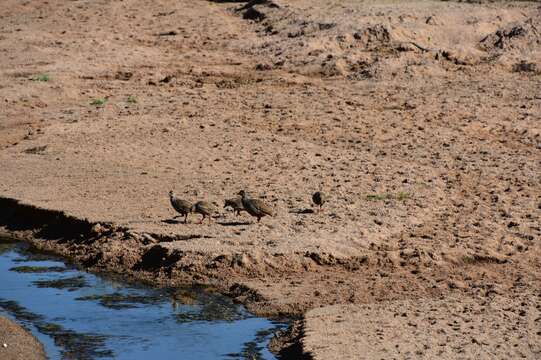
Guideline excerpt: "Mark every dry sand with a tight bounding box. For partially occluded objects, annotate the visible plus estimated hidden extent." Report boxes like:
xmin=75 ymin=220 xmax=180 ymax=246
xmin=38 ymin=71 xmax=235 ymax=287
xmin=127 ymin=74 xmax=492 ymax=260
xmin=0 ymin=317 xmax=45 ymax=360
xmin=0 ymin=0 xmax=540 ymax=357
xmin=303 ymin=290 xmax=541 ymax=359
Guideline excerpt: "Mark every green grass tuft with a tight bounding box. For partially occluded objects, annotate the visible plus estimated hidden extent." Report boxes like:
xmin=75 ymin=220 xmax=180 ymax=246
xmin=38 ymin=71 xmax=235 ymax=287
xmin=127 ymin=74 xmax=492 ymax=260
xmin=90 ymin=98 xmax=107 ymax=106
xmin=31 ymin=74 xmax=50 ymax=82
xmin=127 ymin=95 xmax=137 ymax=103
xmin=396 ymin=191 xmax=410 ymax=201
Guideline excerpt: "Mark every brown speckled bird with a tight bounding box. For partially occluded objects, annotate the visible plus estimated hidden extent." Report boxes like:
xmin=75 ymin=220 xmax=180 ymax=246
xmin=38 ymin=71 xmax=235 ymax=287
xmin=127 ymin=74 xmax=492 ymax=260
xmin=169 ymin=190 xmax=192 ymax=223
xmin=312 ymin=191 xmax=326 ymax=212
xmin=191 ymin=201 xmax=216 ymax=224
xmin=238 ymin=190 xmax=273 ymax=222
xmin=224 ymin=198 xmax=245 ymax=216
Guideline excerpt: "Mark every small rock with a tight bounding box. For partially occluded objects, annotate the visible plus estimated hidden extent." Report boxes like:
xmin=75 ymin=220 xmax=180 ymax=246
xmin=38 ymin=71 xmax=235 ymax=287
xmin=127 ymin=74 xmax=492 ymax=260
xmin=2 ymin=343 xmax=7 ymax=348
xmin=91 ymin=223 xmax=106 ymax=234
xmin=142 ymin=233 xmax=157 ymax=244
xmin=160 ymin=75 xmax=174 ymax=83
xmin=115 ymin=71 xmax=133 ymax=81
xmin=426 ymin=16 xmax=438 ymax=25
xmin=233 ymin=253 xmax=250 ymax=267
xmin=158 ymin=30 xmax=177 ymax=36
xmin=255 ymin=63 xmax=272 ymax=71
xmin=513 ymin=61 xmax=538 ymax=73
xmin=507 ymin=221 xmax=519 ymax=228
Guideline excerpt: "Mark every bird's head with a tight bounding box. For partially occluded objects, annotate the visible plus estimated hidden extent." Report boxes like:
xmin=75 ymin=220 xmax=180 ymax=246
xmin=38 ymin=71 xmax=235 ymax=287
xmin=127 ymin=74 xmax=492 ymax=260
xmin=168 ymin=190 xmax=175 ymax=198
xmin=238 ymin=190 xmax=246 ymax=197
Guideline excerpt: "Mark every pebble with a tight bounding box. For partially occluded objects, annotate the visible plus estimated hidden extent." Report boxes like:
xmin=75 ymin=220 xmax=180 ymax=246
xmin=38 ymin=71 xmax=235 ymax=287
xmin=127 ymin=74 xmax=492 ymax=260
xmin=2 ymin=343 xmax=7 ymax=348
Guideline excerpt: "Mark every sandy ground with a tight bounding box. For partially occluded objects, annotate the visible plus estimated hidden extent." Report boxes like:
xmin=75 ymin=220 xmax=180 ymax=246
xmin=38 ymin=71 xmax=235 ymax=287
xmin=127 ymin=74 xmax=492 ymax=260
xmin=303 ymin=290 xmax=541 ymax=359
xmin=0 ymin=317 xmax=45 ymax=360
xmin=0 ymin=0 xmax=540 ymax=357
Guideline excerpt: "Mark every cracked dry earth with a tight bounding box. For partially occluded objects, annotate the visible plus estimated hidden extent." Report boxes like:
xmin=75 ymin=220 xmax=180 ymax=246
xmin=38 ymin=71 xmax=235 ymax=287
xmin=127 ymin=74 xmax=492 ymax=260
xmin=0 ymin=0 xmax=540 ymax=358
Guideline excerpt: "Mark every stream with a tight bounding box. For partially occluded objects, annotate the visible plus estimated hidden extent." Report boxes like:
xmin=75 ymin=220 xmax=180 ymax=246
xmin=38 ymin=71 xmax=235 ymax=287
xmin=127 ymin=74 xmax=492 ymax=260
xmin=0 ymin=238 xmax=285 ymax=359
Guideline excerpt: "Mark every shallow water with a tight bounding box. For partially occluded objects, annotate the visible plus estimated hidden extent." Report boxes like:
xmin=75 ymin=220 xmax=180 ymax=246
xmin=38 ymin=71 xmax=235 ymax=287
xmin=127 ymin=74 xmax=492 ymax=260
xmin=0 ymin=239 xmax=284 ymax=359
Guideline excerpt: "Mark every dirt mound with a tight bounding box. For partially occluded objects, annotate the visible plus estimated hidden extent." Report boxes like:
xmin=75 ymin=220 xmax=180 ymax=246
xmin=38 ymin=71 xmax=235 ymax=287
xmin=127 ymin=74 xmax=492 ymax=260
xmin=235 ymin=0 xmax=541 ymax=78
xmin=481 ymin=22 xmax=536 ymax=51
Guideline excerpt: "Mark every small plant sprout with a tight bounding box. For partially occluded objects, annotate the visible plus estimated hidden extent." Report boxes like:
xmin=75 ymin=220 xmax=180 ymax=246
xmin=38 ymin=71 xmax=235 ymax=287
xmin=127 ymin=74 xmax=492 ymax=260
xmin=366 ymin=194 xmax=389 ymax=201
xmin=31 ymin=74 xmax=50 ymax=82
xmin=127 ymin=95 xmax=137 ymax=104
xmin=90 ymin=98 xmax=107 ymax=106
xmin=396 ymin=192 xmax=410 ymax=201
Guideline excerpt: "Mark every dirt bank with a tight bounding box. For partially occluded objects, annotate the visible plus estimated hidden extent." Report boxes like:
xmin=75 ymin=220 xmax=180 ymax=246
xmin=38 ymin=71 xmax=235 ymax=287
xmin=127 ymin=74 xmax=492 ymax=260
xmin=0 ymin=317 xmax=46 ymax=360
xmin=1 ymin=0 xmax=540 ymax=357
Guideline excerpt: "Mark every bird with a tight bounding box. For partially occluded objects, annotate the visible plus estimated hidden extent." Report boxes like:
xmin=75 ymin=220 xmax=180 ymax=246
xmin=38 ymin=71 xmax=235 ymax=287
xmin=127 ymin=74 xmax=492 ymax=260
xmin=238 ymin=190 xmax=273 ymax=222
xmin=169 ymin=190 xmax=192 ymax=223
xmin=312 ymin=191 xmax=326 ymax=212
xmin=191 ymin=201 xmax=216 ymax=224
xmin=224 ymin=198 xmax=245 ymax=216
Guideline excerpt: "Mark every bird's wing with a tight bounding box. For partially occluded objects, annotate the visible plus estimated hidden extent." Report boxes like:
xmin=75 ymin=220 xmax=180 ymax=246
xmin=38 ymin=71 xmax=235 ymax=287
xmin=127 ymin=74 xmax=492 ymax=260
xmin=200 ymin=202 xmax=215 ymax=214
xmin=234 ymin=198 xmax=244 ymax=209
xmin=253 ymin=199 xmax=274 ymax=216
xmin=171 ymin=198 xmax=182 ymax=212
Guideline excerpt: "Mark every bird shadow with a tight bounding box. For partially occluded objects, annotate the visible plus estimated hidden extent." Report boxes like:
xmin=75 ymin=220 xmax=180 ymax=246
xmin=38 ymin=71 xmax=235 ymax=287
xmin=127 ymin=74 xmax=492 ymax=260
xmin=217 ymin=221 xmax=252 ymax=227
xmin=158 ymin=234 xmax=213 ymax=243
xmin=161 ymin=218 xmax=186 ymax=225
xmin=289 ymin=208 xmax=315 ymax=214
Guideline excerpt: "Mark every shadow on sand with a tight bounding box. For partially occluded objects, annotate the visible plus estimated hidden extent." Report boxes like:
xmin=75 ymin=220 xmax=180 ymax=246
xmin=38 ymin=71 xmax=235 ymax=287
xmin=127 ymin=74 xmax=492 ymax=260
xmin=217 ymin=221 xmax=252 ymax=227
xmin=289 ymin=208 xmax=315 ymax=214
xmin=161 ymin=218 xmax=186 ymax=225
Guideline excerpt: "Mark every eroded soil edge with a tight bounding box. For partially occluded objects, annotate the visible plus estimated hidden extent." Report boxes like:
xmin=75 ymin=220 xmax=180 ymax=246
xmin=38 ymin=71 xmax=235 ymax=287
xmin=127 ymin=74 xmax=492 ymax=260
xmin=2 ymin=195 xmax=538 ymax=358
xmin=0 ymin=196 xmax=318 ymax=357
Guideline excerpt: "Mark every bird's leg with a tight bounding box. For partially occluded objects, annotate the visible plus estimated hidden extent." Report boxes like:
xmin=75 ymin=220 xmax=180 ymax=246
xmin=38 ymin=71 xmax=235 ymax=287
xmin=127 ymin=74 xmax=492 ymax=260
xmin=184 ymin=213 xmax=188 ymax=224
xmin=257 ymin=217 xmax=261 ymax=223
xmin=199 ymin=215 xmax=204 ymax=224
xmin=208 ymin=216 xmax=212 ymax=224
